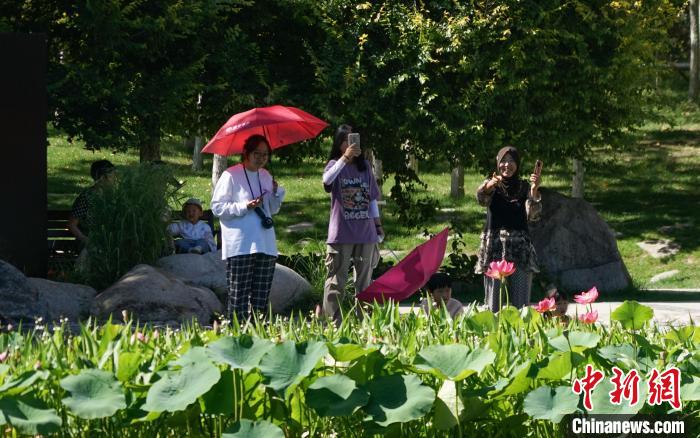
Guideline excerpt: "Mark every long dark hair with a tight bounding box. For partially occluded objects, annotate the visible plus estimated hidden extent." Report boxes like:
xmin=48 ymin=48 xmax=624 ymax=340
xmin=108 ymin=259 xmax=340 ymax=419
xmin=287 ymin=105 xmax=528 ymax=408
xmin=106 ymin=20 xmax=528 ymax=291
xmin=241 ymin=134 xmax=272 ymax=163
xmin=328 ymin=124 xmax=366 ymax=172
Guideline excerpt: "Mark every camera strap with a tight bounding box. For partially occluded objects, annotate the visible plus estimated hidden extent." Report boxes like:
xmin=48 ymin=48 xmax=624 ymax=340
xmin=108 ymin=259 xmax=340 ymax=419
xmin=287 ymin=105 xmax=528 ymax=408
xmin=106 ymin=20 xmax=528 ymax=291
xmin=243 ymin=165 xmax=267 ymax=215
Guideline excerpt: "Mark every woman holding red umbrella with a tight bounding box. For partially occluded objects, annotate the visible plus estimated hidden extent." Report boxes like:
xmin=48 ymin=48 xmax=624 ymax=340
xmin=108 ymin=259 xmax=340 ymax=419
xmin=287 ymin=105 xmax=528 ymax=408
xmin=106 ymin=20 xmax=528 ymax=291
xmin=322 ymin=124 xmax=383 ymax=323
xmin=211 ymin=135 xmax=285 ymax=322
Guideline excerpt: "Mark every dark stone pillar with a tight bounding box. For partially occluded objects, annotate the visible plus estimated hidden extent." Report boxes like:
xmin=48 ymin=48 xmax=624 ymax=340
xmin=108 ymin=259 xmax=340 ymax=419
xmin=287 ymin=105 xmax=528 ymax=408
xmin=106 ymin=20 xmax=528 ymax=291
xmin=0 ymin=34 xmax=47 ymax=276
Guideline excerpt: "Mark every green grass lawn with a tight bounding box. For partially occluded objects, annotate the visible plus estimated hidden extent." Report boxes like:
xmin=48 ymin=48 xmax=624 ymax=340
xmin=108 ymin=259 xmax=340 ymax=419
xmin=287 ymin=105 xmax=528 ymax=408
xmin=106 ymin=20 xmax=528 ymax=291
xmin=47 ymin=90 xmax=700 ymax=293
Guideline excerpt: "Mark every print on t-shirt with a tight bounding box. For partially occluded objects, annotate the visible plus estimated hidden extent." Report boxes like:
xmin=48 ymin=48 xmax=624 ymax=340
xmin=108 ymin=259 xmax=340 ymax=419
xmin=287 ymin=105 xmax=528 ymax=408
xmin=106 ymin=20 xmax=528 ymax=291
xmin=340 ymin=176 xmax=370 ymax=220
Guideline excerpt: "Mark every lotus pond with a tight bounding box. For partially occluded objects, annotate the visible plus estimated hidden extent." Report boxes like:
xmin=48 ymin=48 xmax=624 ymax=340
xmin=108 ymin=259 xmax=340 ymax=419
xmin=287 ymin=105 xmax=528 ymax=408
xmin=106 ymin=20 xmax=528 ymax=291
xmin=0 ymin=301 xmax=698 ymax=437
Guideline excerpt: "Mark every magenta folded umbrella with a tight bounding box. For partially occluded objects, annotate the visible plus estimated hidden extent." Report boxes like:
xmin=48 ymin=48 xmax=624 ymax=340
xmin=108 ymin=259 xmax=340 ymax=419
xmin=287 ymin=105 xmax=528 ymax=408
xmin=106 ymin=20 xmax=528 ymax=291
xmin=357 ymin=227 xmax=449 ymax=304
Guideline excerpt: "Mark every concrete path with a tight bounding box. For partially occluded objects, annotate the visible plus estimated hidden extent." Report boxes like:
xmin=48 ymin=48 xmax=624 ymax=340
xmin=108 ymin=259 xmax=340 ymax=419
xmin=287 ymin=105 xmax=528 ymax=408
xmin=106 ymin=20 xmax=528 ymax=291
xmin=566 ymin=302 xmax=699 ymax=326
xmin=399 ymin=301 xmax=700 ymax=326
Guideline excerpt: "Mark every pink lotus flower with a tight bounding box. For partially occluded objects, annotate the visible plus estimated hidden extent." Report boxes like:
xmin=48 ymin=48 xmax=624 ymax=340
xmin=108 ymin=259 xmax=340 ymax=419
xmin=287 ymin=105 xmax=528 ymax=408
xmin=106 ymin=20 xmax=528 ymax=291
xmin=534 ymin=297 xmax=556 ymax=313
xmin=574 ymin=286 xmax=599 ymax=305
xmin=0 ymin=351 xmax=8 ymax=363
xmin=484 ymin=259 xmax=516 ymax=281
xmin=578 ymin=310 xmax=598 ymax=324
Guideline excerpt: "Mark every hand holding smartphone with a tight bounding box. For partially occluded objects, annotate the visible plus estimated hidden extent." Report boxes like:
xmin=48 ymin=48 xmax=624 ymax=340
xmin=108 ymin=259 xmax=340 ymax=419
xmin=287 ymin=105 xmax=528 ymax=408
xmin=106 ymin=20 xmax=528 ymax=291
xmin=534 ymin=159 xmax=543 ymax=176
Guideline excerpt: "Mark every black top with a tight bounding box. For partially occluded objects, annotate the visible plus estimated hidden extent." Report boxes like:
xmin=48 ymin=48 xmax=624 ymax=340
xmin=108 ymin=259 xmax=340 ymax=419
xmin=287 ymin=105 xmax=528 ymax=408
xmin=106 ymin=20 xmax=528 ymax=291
xmin=485 ymin=178 xmax=529 ymax=232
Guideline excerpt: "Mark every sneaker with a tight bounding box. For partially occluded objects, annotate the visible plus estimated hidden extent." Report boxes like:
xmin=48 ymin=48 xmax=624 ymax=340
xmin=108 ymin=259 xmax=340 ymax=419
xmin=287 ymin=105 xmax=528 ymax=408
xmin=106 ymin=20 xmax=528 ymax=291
xmin=188 ymin=246 xmax=203 ymax=254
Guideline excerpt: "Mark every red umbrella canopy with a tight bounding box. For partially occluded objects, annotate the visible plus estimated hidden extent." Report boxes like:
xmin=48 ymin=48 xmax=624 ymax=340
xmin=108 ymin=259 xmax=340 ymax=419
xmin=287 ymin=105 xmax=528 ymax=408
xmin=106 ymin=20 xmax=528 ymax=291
xmin=202 ymin=105 xmax=329 ymax=156
xmin=357 ymin=228 xmax=450 ymax=304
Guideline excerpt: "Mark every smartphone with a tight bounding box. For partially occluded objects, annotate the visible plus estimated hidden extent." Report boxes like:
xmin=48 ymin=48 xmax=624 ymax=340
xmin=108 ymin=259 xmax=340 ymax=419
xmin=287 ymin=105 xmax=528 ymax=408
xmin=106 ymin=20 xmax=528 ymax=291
xmin=534 ymin=159 xmax=543 ymax=176
xmin=348 ymin=133 xmax=360 ymax=149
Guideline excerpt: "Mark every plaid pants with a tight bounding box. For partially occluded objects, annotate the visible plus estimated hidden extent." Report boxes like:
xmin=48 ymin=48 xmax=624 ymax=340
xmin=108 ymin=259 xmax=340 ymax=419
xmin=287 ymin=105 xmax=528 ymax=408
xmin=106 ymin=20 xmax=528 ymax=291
xmin=483 ymin=264 xmax=532 ymax=313
xmin=226 ymin=253 xmax=277 ymax=322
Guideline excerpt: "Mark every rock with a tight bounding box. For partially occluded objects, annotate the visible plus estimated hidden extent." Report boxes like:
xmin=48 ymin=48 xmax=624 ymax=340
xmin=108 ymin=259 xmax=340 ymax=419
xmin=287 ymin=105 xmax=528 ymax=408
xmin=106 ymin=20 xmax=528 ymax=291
xmin=529 ymin=189 xmax=632 ymax=293
xmin=658 ymin=222 xmax=692 ymax=235
xmin=91 ymin=264 xmax=222 ymax=324
xmin=637 ymin=239 xmax=680 ymax=259
xmin=269 ymin=264 xmax=313 ymax=314
xmin=27 ymin=278 xmax=97 ymax=322
xmin=157 ymin=253 xmax=313 ymax=314
xmin=157 ymin=251 xmax=227 ymax=298
xmin=0 ymin=260 xmax=45 ymax=323
xmin=286 ymin=222 xmax=314 ymax=233
xmin=649 ymin=270 xmax=680 ymax=284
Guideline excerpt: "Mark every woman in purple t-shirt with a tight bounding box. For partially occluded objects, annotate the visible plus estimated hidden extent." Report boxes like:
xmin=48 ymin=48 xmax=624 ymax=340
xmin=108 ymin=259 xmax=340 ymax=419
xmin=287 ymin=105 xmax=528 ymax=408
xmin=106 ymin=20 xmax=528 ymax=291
xmin=321 ymin=124 xmax=384 ymax=322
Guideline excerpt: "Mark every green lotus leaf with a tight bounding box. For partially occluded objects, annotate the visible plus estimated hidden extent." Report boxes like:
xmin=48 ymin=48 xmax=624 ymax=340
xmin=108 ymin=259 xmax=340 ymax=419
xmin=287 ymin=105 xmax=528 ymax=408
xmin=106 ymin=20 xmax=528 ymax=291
xmin=523 ymin=385 xmax=579 ymax=423
xmin=597 ymin=344 xmax=636 ymax=363
xmin=259 ymin=340 xmax=328 ymax=396
xmin=116 ymin=351 xmax=141 ymax=382
xmin=611 ymin=301 xmax=654 ymax=330
xmin=549 ymin=331 xmax=600 ymax=353
xmin=222 ymin=419 xmax=285 ymax=438
xmin=143 ymin=347 xmax=221 ymax=413
xmin=206 ymin=335 xmax=274 ymax=372
xmin=681 ymin=376 xmax=700 ymax=401
xmin=414 ymin=345 xmax=495 ymax=381
xmin=0 ymin=370 xmax=49 ymax=396
xmin=306 ymin=374 xmax=369 ymax=417
xmin=665 ymin=326 xmax=699 ymax=344
xmin=327 ymin=341 xmax=378 ymax=362
xmin=497 ymin=361 xmax=535 ymax=397
xmin=467 ymin=311 xmax=497 ymax=332
xmin=589 ymin=378 xmax=647 ymax=414
xmin=364 ymin=374 xmax=435 ymax=427
xmin=433 ymin=396 xmax=458 ymax=430
xmin=60 ymin=369 xmax=126 ymax=419
xmin=0 ymin=396 xmax=62 ymax=435
xmin=537 ymin=352 xmax=582 ymax=381
xmin=200 ymin=369 xmax=235 ymax=415
xmin=499 ymin=306 xmax=523 ymax=327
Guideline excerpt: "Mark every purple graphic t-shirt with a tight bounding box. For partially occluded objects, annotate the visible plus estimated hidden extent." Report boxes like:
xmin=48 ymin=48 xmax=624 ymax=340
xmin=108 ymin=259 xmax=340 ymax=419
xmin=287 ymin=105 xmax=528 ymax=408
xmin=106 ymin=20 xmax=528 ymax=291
xmin=325 ymin=159 xmax=380 ymax=244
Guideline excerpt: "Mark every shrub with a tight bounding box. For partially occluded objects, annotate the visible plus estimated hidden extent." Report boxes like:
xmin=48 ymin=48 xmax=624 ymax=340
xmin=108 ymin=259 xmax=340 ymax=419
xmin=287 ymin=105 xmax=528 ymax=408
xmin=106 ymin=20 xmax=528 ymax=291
xmin=81 ymin=163 xmax=181 ymax=289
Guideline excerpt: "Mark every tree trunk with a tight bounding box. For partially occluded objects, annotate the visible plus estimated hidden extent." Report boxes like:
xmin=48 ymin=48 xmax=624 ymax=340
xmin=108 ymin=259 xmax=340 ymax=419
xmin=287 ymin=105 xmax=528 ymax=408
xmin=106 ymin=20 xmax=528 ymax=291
xmin=192 ymin=136 xmax=203 ymax=171
xmin=450 ymin=165 xmax=464 ymax=198
xmin=407 ymin=153 xmax=418 ymax=174
xmin=212 ymin=154 xmax=228 ymax=189
xmin=139 ymin=138 xmax=161 ymax=162
xmin=366 ymin=149 xmax=383 ymax=188
xmin=690 ymin=0 xmax=700 ymax=100
xmin=572 ymin=158 xmax=585 ymax=199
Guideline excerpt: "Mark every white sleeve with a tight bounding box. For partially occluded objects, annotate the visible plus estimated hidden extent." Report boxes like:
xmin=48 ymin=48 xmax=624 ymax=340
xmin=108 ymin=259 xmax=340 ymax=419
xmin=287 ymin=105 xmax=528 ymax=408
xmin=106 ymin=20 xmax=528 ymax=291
xmin=369 ymin=199 xmax=380 ymax=218
xmin=268 ymin=186 xmax=286 ymax=215
xmin=167 ymin=222 xmax=180 ymax=236
xmin=211 ymin=171 xmax=249 ymax=218
xmin=322 ymin=159 xmax=346 ymax=185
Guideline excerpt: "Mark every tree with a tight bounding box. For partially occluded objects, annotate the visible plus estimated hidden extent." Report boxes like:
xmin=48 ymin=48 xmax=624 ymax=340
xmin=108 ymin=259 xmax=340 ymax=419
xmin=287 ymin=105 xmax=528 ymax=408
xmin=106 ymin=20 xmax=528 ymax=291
xmin=311 ymin=0 xmax=679 ymax=203
xmin=690 ymin=0 xmax=700 ymax=100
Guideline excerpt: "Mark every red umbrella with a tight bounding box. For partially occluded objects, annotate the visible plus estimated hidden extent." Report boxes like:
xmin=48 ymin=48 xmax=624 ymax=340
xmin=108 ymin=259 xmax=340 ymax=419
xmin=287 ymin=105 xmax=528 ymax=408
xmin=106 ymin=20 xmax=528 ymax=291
xmin=202 ymin=105 xmax=329 ymax=156
xmin=357 ymin=228 xmax=450 ymax=304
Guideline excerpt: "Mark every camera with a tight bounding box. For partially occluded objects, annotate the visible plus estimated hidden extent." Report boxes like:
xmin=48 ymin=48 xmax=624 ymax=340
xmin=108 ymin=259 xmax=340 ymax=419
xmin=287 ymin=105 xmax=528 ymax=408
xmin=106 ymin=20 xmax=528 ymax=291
xmin=254 ymin=206 xmax=274 ymax=229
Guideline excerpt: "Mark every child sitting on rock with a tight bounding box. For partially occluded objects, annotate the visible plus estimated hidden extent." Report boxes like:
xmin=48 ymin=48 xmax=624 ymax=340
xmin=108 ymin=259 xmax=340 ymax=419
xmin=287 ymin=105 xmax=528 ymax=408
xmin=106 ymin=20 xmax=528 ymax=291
xmin=168 ymin=198 xmax=217 ymax=254
xmin=420 ymin=272 xmax=464 ymax=319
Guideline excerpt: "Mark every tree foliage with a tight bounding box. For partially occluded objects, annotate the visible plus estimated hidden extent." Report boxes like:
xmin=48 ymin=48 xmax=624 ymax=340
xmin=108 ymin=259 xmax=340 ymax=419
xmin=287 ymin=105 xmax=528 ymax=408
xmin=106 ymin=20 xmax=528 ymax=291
xmin=5 ymin=0 xmax=684 ymax=205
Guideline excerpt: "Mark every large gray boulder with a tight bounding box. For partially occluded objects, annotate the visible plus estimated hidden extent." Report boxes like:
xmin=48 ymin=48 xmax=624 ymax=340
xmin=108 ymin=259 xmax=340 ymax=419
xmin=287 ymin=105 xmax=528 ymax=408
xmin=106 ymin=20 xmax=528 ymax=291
xmin=0 ymin=260 xmax=45 ymax=323
xmin=529 ymin=189 xmax=631 ymax=293
xmin=157 ymin=251 xmax=313 ymax=314
xmin=157 ymin=251 xmax=227 ymax=297
xmin=91 ymin=264 xmax=222 ymax=324
xmin=27 ymin=278 xmax=97 ymax=322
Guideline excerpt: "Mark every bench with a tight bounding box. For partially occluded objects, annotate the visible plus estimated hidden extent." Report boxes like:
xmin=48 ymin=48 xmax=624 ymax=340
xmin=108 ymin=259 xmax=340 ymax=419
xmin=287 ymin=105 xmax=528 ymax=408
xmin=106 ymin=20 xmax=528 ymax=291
xmin=47 ymin=208 xmax=221 ymax=266
xmin=47 ymin=210 xmax=81 ymax=263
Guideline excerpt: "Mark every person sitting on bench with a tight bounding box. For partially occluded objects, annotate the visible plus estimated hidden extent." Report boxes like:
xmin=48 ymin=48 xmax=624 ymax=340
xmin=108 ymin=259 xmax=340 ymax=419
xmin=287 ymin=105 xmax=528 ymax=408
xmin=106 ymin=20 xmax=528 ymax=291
xmin=67 ymin=160 xmax=116 ymax=245
xmin=168 ymin=198 xmax=216 ymax=254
